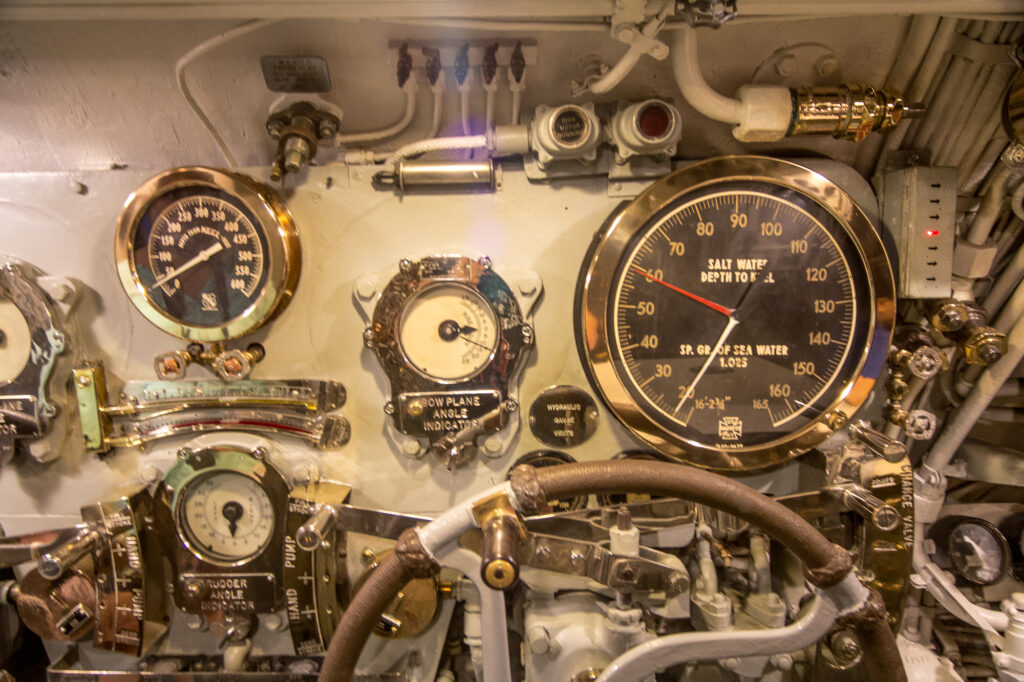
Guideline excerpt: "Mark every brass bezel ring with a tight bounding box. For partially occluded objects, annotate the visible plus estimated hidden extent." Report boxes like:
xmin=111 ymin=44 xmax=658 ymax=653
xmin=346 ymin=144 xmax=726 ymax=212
xmin=576 ymin=156 xmax=895 ymax=472
xmin=114 ymin=166 xmax=300 ymax=342
xmin=165 ymin=447 xmax=285 ymax=568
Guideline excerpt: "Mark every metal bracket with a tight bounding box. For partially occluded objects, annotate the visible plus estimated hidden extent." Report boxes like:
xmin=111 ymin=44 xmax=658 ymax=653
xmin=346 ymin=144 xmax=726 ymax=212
xmin=0 ymin=263 xmax=68 ymax=462
xmin=674 ymin=0 xmax=738 ymax=28
xmin=73 ymin=362 xmax=350 ymax=452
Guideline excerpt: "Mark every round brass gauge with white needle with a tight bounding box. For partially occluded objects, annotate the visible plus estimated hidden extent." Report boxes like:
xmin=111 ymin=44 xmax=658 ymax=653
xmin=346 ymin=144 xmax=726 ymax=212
xmin=178 ymin=470 xmax=275 ymax=565
xmin=157 ymin=446 xmax=289 ymax=572
xmin=398 ymin=283 xmax=500 ymax=382
xmin=576 ymin=156 xmax=895 ymax=472
xmin=115 ymin=167 xmax=300 ymax=342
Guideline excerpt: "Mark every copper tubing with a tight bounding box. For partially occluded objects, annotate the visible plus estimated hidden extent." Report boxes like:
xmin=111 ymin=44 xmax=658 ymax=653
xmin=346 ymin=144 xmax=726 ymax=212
xmin=318 ymin=552 xmax=412 ymax=682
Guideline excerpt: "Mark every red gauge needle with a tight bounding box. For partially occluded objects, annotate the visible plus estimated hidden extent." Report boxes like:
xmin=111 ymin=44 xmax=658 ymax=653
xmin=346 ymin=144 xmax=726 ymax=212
xmin=630 ymin=267 xmax=733 ymax=317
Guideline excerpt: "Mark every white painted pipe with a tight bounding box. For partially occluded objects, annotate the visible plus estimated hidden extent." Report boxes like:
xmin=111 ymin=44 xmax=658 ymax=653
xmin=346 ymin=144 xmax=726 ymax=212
xmin=335 ymin=87 xmax=418 ymax=145
xmin=924 ymin=310 xmax=1024 ymax=472
xmin=671 ymin=27 xmax=743 ymax=124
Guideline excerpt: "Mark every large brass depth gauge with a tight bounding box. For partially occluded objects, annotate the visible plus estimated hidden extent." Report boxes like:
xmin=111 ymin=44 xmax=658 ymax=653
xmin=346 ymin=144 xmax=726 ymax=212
xmin=575 ymin=156 xmax=895 ymax=472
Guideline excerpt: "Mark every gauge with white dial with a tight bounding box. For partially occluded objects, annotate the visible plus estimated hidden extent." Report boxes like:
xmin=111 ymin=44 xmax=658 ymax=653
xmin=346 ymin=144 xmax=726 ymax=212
xmin=398 ymin=283 xmax=500 ymax=382
xmin=177 ymin=470 xmax=275 ymax=565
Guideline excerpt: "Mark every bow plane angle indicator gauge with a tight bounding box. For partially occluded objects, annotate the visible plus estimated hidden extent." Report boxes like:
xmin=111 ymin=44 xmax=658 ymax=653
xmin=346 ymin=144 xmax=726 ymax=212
xmin=115 ymin=167 xmax=300 ymax=341
xmin=576 ymin=156 xmax=895 ymax=471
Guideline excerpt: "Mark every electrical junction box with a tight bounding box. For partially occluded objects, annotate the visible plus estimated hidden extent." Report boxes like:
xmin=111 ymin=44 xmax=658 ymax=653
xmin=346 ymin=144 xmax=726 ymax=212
xmin=876 ymin=165 xmax=957 ymax=299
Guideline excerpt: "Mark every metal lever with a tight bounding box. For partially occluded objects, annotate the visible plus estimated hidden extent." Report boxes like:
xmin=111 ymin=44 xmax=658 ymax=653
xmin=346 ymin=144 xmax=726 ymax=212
xmin=481 ymin=515 xmax=521 ymax=590
xmin=296 ymin=506 xmax=337 ymax=551
xmin=38 ymin=529 xmax=99 ymax=580
xmin=0 ymin=526 xmax=88 ymax=569
xmin=824 ymin=483 xmax=900 ymax=532
xmin=849 ymin=420 xmax=908 ymax=462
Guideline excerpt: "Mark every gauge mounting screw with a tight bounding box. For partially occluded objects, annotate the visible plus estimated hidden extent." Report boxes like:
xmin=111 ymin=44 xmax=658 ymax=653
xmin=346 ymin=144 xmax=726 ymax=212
xmin=504 ymin=399 xmax=519 ymax=413
xmin=478 ymin=256 xmax=492 ymax=270
xmin=399 ymin=258 xmax=415 ymax=274
xmin=522 ymin=324 xmax=535 ymax=345
xmin=363 ymin=328 xmax=375 ymax=347
xmin=826 ymin=410 xmax=849 ymax=430
xmin=383 ymin=402 xmax=396 ymax=416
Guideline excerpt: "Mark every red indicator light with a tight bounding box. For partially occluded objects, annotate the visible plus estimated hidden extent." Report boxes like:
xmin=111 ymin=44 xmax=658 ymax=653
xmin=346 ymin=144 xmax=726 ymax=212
xmin=925 ymin=229 xmax=940 ymax=237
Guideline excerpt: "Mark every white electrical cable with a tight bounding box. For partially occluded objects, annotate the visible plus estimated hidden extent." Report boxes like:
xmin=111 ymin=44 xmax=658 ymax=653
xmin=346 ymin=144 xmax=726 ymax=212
xmin=333 ymin=87 xmax=418 ymax=146
xmin=596 ymin=573 xmax=870 ymax=682
xmin=460 ymin=88 xmax=473 ymax=136
xmin=175 ymin=19 xmax=276 ymax=167
xmin=484 ymin=88 xmax=496 ymax=131
xmin=966 ymin=165 xmax=1012 ymax=245
xmin=585 ymin=1 xmax=674 ymax=96
xmin=510 ymin=88 xmax=522 ymax=125
xmin=671 ymin=27 xmax=743 ymax=124
xmin=428 ymin=87 xmax=444 ymax=139
xmin=923 ymin=310 xmax=1024 ymax=473
xmin=384 ymin=134 xmax=488 ymax=166
xmin=984 ymin=242 xmax=1024 ymax=317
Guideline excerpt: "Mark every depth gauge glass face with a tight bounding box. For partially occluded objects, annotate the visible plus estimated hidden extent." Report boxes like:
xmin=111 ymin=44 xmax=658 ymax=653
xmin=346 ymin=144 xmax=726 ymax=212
xmin=178 ymin=471 xmax=275 ymax=565
xmin=609 ymin=181 xmax=872 ymax=452
xmin=398 ymin=283 xmax=500 ymax=382
xmin=131 ymin=187 xmax=270 ymax=327
xmin=948 ymin=520 xmax=1009 ymax=585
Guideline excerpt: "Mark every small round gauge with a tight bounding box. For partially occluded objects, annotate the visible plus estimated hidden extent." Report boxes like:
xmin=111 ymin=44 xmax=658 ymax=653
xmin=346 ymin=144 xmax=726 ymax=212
xmin=398 ymin=283 xmax=500 ymax=382
xmin=115 ymin=167 xmax=300 ymax=341
xmin=948 ymin=518 xmax=1010 ymax=586
xmin=576 ymin=156 xmax=894 ymax=471
xmin=177 ymin=470 xmax=276 ymax=565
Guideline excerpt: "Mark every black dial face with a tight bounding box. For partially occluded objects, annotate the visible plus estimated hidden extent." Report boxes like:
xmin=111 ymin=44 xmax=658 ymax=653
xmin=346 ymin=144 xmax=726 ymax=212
xmin=131 ymin=187 xmax=269 ymax=328
xmin=609 ymin=182 xmax=872 ymax=452
xmin=948 ymin=520 xmax=1009 ymax=586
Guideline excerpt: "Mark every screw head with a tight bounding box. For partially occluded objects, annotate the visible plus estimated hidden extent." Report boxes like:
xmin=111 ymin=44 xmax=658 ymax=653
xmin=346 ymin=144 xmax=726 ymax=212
xmin=978 ymin=341 xmax=1003 ymax=364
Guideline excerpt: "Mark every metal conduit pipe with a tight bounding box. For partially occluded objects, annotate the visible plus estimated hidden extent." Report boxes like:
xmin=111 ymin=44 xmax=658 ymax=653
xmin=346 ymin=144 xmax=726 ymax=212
xmin=855 ymin=15 xmax=939 ymax=174
xmin=967 ymin=165 xmax=1013 ymax=245
xmin=873 ymin=17 xmax=958 ymax=176
xmin=924 ymin=311 xmax=1024 ymax=473
xmin=962 ymin=136 xmax=1011 ymax=194
xmin=671 ymin=27 xmax=743 ymax=124
xmin=984 ymin=242 xmax=1024 ymax=316
xmin=596 ymin=576 xmax=868 ymax=682
xmin=333 ymin=88 xmax=418 ymax=146
xmin=318 ymin=461 xmax=907 ymax=682
xmin=944 ymin=65 xmax=1014 ymax=168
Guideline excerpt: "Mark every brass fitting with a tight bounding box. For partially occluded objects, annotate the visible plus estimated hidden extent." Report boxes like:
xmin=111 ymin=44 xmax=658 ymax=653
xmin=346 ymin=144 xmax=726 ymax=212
xmin=266 ymin=101 xmax=340 ymax=182
xmin=471 ymin=492 xmax=527 ymax=591
xmin=943 ymin=301 xmax=1006 ymax=366
xmin=789 ymin=84 xmax=913 ymax=142
xmin=155 ymin=342 xmax=266 ymax=381
xmin=928 ymin=299 xmax=969 ymax=333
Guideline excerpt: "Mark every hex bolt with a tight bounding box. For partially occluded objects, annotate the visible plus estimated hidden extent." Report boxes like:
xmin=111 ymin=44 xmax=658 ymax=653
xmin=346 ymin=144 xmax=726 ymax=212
xmin=526 ymin=626 xmax=551 ymax=654
xmin=356 ymin=280 xmax=376 ymax=300
xmin=776 ymin=53 xmax=798 ymax=77
xmin=815 ymin=55 xmax=839 ymax=77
